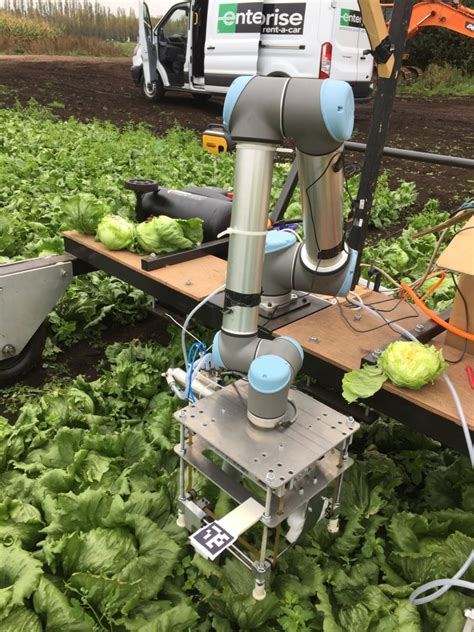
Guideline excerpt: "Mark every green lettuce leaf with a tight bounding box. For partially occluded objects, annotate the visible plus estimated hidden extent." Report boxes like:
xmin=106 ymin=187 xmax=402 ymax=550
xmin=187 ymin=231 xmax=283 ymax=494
xmin=0 ymin=545 xmax=43 ymax=618
xmin=136 ymin=215 xmax=203 ymax=254
xmin=61 ymin=193 xmax=111 ymax=235
xmin=32 ymin=576 xmax=95 ymax=631
xmin=342 ymin=364 xmax=387 ymax=404
xmin=0 ymin=606 xmax=42 ymax=631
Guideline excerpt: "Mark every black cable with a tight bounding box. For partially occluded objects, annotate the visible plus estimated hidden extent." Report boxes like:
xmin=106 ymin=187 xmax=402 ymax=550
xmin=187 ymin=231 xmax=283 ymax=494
xmin=336 ymin=298 xmax=421 ymax=336
xmin=342 ymin=153 xmax=356 ymax=222
xmin=304 ymin=152 xmax=342 ymax=258
xmin=444 ymin=274 xmax=468 ymax=365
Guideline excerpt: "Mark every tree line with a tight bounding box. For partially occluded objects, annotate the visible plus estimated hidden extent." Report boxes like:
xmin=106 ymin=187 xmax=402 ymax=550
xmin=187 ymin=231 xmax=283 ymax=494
xmin=0 ymin=0 xmax=148 ymax=41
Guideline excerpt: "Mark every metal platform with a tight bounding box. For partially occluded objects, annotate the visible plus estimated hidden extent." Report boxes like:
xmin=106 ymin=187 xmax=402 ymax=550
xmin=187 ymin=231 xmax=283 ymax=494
xmin=174 ymin=381 xmax=359 ymax=525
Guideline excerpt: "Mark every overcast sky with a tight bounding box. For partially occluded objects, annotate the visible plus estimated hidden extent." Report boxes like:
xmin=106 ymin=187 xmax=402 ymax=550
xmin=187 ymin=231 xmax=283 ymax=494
xmin=86 ymin=0 xmax=175 ymax=15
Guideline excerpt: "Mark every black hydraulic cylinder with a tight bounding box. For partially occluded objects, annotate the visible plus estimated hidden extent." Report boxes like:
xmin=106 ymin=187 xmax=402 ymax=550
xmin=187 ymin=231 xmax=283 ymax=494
xmin=139 ymin=186 xmax=232 ymax=242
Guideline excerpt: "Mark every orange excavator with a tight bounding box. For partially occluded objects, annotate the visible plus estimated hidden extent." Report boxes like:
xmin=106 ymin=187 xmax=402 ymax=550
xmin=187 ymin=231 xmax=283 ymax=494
xmin=381 ymin=0 xmax=474 ymax=78
xmin=407 ymin=0 xmax=473 ymax=38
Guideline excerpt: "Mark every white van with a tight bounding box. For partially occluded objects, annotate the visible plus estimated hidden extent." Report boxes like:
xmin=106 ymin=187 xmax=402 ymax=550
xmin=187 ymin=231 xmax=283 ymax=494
xmin=132 ymin=0 xmax=374 ymax=103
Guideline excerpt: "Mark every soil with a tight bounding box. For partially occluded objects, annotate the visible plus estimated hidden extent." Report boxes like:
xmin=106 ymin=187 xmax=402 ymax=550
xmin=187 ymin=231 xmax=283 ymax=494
xmin=0 ymin=55 xmax=472 ymax=396
xmin=0 ymin=55 xmax=472 ymax=213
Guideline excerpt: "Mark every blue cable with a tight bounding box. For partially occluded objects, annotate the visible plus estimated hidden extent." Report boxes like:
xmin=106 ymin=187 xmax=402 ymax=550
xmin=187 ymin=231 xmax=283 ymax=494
xmin=185 ymin=341 xmax=207 ymax=402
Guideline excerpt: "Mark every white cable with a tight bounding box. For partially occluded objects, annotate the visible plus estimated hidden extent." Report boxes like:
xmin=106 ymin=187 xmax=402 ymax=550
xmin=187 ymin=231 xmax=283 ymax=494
xmin=345 ymin=295 xmax=474 ymax=607
xmin=281 ymin=228 xmax=303 ymax=243
xmin=348 ymin=290 xmax=364 ymax=310
xmin=443 ymin=373 xmax=474 ymax=468
xmin=346 ymin=295 xmax=474 ymax=467
xmin=409 ymin=552 xmax=474 ymax=606
xmin=181 ymin=284 xmax=226 ymax=368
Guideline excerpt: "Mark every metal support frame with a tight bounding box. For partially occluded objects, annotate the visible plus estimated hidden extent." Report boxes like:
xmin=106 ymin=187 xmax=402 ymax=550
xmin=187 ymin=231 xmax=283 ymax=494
xmin=0 ymin=255 xmax=73 ymax=357
xmin=173 ymin=380 xmax=359 ymax=592
xmin=348 ymin=0 xmax=414 ymax=284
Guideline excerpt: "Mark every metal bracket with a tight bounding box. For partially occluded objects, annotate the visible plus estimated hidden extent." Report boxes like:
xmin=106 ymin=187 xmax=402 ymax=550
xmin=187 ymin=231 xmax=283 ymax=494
xmin=0 ymin=258 xmax=72 ymax=357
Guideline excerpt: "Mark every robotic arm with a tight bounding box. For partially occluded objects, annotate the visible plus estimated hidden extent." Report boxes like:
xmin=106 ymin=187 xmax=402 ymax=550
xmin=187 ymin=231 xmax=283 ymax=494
xmin=212 ymin=76 xmax=356 ymax=429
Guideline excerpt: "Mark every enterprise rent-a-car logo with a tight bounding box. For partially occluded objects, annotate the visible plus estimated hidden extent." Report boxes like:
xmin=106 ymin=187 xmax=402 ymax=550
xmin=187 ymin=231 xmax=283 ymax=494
xmin=218 ymin=3 xmax=306 ymax=35
xmin=340 ymin=7 xmax=364 ymax=28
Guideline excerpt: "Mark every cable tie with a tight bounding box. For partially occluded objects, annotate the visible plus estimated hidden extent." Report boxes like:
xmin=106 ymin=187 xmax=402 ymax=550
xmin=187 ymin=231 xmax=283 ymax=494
xmin=217 ymin=227 xmax=268 ymax=239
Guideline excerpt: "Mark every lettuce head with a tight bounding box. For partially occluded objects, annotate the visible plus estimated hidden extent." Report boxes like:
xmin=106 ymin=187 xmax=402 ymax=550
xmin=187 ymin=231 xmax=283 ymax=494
xmin=378 ymin=341 xmax=447 ymax=390
xmin=342 ymin=341 xmax=448 ymax=403
xmin=96 ymin=215 xmax=135 ymax=251
xmin=136 ymin=216 xmax=203 ymax=254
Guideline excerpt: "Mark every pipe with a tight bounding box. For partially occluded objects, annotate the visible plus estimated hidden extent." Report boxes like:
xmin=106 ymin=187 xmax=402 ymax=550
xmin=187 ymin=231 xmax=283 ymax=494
xmin=297 ymin=149 xmax=346 ymax=267
xmin=165 ymin=367 xmax=217 ymax=399
xmin=409 ymin=551 xmax=474 ymax=606
xmin=344 ymin=141 xmax=474 ymax=170
xmin=222 ymin=143 xmax=276 ymax=337
xmin=401 ymin=282 xmax=474 ymax=341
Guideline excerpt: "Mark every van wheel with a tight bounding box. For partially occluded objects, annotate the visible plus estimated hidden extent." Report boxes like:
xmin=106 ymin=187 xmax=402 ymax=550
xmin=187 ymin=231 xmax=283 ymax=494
xmin=192 ymin=93 xmax=212 ymax=104
xmin=140 ymin=76 xmax=165 ymax=103
xmin=0 ymin=323 xmax=47 ymax=386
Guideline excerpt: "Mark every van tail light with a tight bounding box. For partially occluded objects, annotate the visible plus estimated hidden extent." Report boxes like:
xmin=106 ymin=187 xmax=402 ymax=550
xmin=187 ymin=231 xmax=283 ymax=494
xmin=319 ymin=42 xmax=332 ymax=79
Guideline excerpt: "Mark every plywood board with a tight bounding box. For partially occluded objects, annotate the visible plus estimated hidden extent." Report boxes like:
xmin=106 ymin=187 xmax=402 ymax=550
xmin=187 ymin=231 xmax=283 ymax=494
xmin=64 ymin=231 xmax=226 ymax=301
xmin=437 ymin=216 xmax=474 ymax=276
xmin=62 ymin=233 xmax=473 ymax=432
xmin=275 ymin=294 xmax=474 ymax=430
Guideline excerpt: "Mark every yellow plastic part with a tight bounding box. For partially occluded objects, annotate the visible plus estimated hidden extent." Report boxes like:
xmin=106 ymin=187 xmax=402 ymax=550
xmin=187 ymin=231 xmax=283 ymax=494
xmin=202 ymin=133 xmax=230 ymax=155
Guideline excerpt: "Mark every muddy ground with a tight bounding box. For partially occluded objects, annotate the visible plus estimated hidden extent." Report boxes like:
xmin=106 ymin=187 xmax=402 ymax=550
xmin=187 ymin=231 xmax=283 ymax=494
xmin=0 ymin=55 xmax=472 ymax=393
xmin=0 ymin=55 xmax=473 ymax=212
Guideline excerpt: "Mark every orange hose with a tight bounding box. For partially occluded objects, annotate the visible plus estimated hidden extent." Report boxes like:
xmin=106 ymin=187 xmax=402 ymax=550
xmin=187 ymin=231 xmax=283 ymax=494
xmin=401 ymin=282 xmax=474 ymax=342
xmin=419 ymin=272 xmax=446 ymax=303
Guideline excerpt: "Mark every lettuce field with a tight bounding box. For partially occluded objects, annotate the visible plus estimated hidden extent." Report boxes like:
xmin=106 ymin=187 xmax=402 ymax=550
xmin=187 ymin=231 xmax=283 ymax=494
xmin=0 ymin=102 xmax=473 ymax=631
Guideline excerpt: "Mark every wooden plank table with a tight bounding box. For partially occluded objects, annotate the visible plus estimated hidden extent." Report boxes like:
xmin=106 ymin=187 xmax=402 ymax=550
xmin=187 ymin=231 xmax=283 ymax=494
xmin=275 ymin=295 xmax=474 ymax=433
xmin=64 ymin=231 xmax=474 ymax=451
xmin=63 ymin=231 xmax=227 ymax=301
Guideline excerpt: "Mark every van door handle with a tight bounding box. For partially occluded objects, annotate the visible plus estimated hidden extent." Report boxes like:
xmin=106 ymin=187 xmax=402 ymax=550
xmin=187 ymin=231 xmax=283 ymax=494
xmin=207 ymin=45 xmax=215 ymax=50
xmin=360 ymin=56 xmax=366 ymax=60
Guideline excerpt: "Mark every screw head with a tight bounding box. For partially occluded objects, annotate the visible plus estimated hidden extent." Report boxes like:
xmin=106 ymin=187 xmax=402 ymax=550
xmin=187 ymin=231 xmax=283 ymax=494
xmin=309 ymin=336 xmax=319 ymax=343
xmin=415 ymin=323 xmax=425 ymax=332
xmin=184 ymin=279 xmax=193 ymax=286
xmin=373 ymin=348 xmax=382 ymax=357
xmin=2 ymin=344 xmax=16 ymax=357
xmin=346 ymin=416 xmax=355 ymax=428
xmin=266 ymin=471 xmax=275 ymax=482
xmin=178 ymin=410 xmax=187 ymax=420
xmin=353 ymin=314 xmax=362 ymax=321
xmin=61 ymin=269 xmax=69 ymax=277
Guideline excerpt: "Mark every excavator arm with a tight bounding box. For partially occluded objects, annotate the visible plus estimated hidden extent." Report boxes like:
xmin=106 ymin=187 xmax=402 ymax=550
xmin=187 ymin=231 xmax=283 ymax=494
xmin=407 ymin=0 xmax=474 ymax=38
xmin=383 ymin=0 xmax=474 ymax=39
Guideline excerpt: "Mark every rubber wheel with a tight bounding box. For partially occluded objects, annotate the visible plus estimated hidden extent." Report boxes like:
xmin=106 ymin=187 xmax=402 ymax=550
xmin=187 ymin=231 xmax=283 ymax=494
xmin=140 ymin=75 xmax=165 ymax=103
xmin=192 ymin=93 xmax=212 ymax=104
xmin=0 ymin=323 xmax=47 ymax=386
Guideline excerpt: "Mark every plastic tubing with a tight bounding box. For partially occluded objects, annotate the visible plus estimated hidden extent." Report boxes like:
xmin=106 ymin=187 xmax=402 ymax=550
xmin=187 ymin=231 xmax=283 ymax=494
xmin=346 ymin=295 xmax=474 ymax=607
xmin=347 ymin=295 xmax=474 ymax=468
xmin=181 ymin=284 xmax=226 ymax=368
xmin=409 ymin=552 xmax=474 ymax=606
xmin=166 ymin=353 xmax=213 ymax=401
xmin=401 ymin=282 xmax=474 ymax=342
